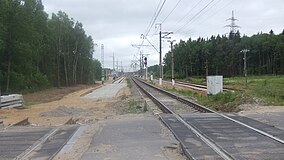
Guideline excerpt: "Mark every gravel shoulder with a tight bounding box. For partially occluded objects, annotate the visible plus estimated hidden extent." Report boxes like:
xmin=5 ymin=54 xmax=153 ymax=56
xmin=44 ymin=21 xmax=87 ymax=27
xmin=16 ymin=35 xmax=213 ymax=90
xmin=239 ymin=105 xmax=284 ymax=130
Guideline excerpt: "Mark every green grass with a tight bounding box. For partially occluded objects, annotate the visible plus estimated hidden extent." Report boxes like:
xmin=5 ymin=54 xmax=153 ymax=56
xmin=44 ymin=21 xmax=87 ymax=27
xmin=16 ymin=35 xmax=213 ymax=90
xmin=167 ymin=75 xmax=284 ymax=112
xmin=165 ymin=87 xmax=242 ymax=112
xmin=248 ymin=76 xmax=284 ymax=105
xmin=126 ymin=78 xmax=133 ymax=88
xmin=127 ymin=99 xmax=148 ymax=114
xmin=224 ymin=75 xmax=284 ymax=105
xmin=196 ymin=91 xmax=246 ymax=112
xmin=190 ymin=77 xmax=206 ymax=85
xmin=165 ymin=87 xmax=198 ymax=97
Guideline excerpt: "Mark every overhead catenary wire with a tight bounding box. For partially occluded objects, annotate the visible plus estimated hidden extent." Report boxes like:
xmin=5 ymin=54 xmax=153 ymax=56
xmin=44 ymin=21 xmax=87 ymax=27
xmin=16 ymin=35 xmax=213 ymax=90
xmin=135 ymin=0 xmax=163 ymax=59
xmin=139 ymin=0 xmax=167 ymax=51
xmin=134 ymin=0 xmax=164 ymax=59
xmin=143 ymin=36 xmax=159 ymax=53
xmin=133 ymin=0 xmax=167 ymax=69
xmin=144 ymin=0 xmax=164 ymax=37
xmin=168 ymin=0 xmax=205 ymax=31
xmin=204 ymin=0 xmax=234 ymax=24
xmin=184 ymin=0 xmax=234 ymax=35
xmin=144 ymin=0 xmax=167 ymax=37
xmin=134 ymin=0 xmax=233 ymax=69
xmin=191 ymin=0 xmax=223 ymax=23
xmin=181 ymin=0 xmax=223 ymax=32
xmin=175 ymin=0 xmax=216 ymax=34
xmin=161 ymin=0 xmax=183 ymax=23
xmin=140 ymin=0 xmax=167 ymax=53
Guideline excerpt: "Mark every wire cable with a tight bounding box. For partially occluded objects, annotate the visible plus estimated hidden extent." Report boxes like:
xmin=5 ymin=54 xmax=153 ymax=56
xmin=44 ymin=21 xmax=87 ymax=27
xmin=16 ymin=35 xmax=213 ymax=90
xmin=168 ymin=0 xmax=205 ymax=31
xmin=175 ymin=0 xmax=216 ymax=34
xmin=184 ymin=0 xmax=233 ymax=35
xmin=133 ymin=0 xmax=167 ymax=69
xmin=161 ymin=0 xmax=183 ymax=23
xmin=144 ymin=0 xmax=163 ymax=36
xmin=145 ymin=0 xmax=167 ymax=37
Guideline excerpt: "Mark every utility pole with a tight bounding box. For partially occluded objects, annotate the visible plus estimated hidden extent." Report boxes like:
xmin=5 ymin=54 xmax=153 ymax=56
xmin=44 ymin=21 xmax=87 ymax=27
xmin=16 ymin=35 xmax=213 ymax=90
xmin=241 ymin=49 xmax=249 ymax=87
xmin=140 ymin=51 xmax=143 ymax=77
xmin=158 ymin=24 xmax=162 ymax=85
xmin=205 ymin=59 xmax=208 ymax=77
xmin=168 ymin=40 xmax=176 ymax=86
xmin=101 ymin=44 xmax=105 ymax=82
xmin=145 ymin=57 xmax=148 ymax=80
xmin=156 ymin=23 xmax=173 ymax=85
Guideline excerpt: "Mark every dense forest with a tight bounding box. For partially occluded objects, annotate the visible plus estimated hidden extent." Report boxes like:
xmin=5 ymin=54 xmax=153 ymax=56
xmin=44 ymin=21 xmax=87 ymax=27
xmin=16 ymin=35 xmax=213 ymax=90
xmin=0 ymin=0 xmax=101 ymax=94
xmin=163 ymin=30 xmax=284 ymax=79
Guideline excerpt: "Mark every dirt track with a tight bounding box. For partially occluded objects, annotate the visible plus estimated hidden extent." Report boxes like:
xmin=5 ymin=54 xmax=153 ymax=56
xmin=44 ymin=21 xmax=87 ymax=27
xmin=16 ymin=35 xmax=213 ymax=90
xmin=0 ymin=82 xmax=131 ymax=126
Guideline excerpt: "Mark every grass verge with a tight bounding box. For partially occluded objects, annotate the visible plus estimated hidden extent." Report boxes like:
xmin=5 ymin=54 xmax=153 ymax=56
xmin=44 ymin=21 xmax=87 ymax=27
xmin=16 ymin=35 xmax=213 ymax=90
xmin=126 ymin=78 xmax=133 ymax=88
xmin=127 ymin=99 xmax=148 ymax=114
xmin=165 ymin=88 xmax=243 ymax=112
xmin=166 ymin=75 xmax=284 ymax=112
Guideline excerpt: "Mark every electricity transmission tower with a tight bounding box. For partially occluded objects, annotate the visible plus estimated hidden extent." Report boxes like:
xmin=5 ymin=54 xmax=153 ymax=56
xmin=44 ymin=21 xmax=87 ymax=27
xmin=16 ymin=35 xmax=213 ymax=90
xmin=225 ymin=11 xmax=240 ymax=34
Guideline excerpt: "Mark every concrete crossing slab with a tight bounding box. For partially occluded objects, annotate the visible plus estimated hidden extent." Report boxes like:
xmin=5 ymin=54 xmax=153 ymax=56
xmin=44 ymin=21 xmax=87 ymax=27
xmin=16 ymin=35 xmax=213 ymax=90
xmin=82 ymin=83 xmax=126 ymax=100
xmin=0 ymin=127 xmax=52 ymax=160
xmin=81 ymin=115 xmax=179 ymax=160
xmin=160 ymin=113 xmax=284 ymax=160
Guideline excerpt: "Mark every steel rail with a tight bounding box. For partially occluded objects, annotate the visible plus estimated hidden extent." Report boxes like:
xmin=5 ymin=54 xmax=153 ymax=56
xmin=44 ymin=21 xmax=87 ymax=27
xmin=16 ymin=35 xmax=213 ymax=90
xmin=134 ymin=77 xmax=284 ymax=145
xmin=132 ymin=78 xmax=172 ymax=113
xmin=135 ymin=78 xmax=212 ymax=113
xmin=47 ymin=126 xmax=80 ymax=160
xmin=173 ymin=80 xmax=234 ymax=91
xmin=118 ymin=77 xmax=125 ymax=83
xmin=17 ymin=128 xmax=59 ymax=160
xmin=161 ymin=79 xmax=234 ymax=92
xmin=132 ymin=77 xmax=233 ymax=160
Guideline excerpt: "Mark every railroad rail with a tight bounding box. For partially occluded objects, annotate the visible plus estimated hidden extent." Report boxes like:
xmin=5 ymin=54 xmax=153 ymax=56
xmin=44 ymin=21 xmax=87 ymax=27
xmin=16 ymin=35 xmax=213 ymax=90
xmin=112 ymin=76 xmax=125 ymax=84
xmin=0 ymin=118 xmax=79 ymax=160
xmin=134 ymin=78 xmax=211 ymax=113
xmin=161 ymin=79 xmax=234 ymax=92
xmin=132 ymin=77 xmax=284 ymax=160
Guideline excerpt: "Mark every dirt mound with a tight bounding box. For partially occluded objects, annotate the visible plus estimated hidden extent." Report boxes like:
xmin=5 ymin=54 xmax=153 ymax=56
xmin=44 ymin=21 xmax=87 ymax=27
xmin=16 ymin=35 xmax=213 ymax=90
xmin=40 ymin=106 xmax=92 ymax=117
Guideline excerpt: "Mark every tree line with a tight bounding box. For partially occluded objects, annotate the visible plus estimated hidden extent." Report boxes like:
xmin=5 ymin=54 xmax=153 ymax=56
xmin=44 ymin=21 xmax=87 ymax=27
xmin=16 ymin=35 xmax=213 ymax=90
xmin=163 ymin=30 xmax=284 ymax=79
xmin=0 ymin=0 xmax=101 ymax=94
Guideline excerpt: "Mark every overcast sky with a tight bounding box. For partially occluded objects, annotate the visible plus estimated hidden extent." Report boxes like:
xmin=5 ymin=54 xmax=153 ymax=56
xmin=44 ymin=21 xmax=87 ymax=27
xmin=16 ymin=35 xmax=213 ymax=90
xmin=42 ymin=0 xmax=284 ymax=71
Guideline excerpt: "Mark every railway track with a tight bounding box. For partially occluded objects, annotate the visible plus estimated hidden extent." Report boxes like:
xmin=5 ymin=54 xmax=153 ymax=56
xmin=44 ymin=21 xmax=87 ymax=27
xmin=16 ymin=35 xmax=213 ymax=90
xmin=112 ymin=76 xmax=125 ymax=84
xmin=161 ymin=79 xmax=233 ymax=92
xmin=0 ymin=118 xmax=79 ymax=160
xmin=133 ymin=78 xmax=211 ymax=113
xmin=133 ymin=77 xmax=284 ymax=160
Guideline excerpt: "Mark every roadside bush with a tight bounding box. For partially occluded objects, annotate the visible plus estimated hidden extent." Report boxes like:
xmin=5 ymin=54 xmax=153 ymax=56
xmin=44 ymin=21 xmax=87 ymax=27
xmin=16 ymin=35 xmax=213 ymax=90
xmin=29 ymin=72 xmax=50 ymax=91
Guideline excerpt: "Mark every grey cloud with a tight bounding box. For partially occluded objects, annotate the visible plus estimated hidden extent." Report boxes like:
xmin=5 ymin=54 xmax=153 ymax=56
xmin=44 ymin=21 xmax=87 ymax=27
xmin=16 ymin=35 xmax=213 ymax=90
xmin=43 ymin=0 xmax=284 ymax=70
